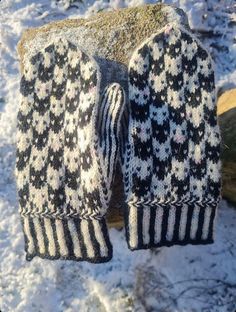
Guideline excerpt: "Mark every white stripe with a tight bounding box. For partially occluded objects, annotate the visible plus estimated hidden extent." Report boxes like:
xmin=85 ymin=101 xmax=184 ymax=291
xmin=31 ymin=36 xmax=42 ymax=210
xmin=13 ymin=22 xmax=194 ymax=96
xmin=166 ymin=205 xmax=176 ymax=241
xmin=55 ymin=219 xmax=68 ymax=257
xmin=142 ymin=208 xmax=151 ymax=245
xmin=201 ymin=208 xmax=212 ymax=240
xmin=106 ymin=87 xmax=121 ymax=184
xmin=80 ymin=220 xmax=95 ymax=258
xmin=23 ymin=217 xmax=35 ymax=255
xmin=104 ymin=88 xmax=116 ymax=181
xmin=92 ymin=220 xmax=108 ymax=257
xmin=179 ymin=204 xmax=188 ymax=240
xmin=190 ymin=205 xmax=201 ymax=240
xmin=154 ymin=207 xmax=164 ymax=244
xmin=44 ymin=218 xmax=56 ymax=257
xmin=33 ymin=218 xmax=46 ymax=254
xmin=129 ymin=206 xmax=138 ymax=249
xmin=68 ymin=219 xmax=82 ymax=258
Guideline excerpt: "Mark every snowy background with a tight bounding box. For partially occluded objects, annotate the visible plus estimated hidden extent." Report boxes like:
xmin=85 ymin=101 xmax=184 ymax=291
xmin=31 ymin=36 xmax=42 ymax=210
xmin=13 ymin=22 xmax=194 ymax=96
xmin=0 ymin=0 xmax=236 ymax=311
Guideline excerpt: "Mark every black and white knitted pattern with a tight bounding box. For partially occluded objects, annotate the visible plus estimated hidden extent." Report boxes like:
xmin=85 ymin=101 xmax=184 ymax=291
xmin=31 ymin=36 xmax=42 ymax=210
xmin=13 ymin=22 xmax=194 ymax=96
xmin=123 ymin=24 xmax=222 ymax=250
xmin=16 ymin=38 xmax=125 ymax=262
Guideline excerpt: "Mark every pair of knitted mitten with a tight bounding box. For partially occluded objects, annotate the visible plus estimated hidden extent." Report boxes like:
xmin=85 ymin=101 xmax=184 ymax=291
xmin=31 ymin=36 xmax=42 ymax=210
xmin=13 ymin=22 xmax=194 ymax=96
xmin=122 ymin=23 xmax=222 ymax=250
xmin=16 ymin=23 xmax=222 ymax=263
xmin=16 ymin=39 xmax=125 ymax=262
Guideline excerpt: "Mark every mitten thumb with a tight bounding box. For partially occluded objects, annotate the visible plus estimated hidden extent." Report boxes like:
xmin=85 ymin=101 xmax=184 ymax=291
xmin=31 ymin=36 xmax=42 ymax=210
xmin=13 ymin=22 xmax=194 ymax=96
xmin=96 ymin=83 xmax=125 ymax=186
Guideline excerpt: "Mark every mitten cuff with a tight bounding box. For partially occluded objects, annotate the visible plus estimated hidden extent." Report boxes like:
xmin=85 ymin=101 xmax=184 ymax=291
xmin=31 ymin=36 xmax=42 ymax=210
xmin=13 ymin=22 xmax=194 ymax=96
xmin=124 ymin=201 xmax=218 ymax=250
xmin=20 ymin=215 xmax=112 ymax=263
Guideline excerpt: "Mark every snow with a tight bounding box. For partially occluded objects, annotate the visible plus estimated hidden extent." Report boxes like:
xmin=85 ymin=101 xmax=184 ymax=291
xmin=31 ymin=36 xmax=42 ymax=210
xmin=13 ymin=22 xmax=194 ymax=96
xmin=0 ymin=1 xmax=236 ymax=311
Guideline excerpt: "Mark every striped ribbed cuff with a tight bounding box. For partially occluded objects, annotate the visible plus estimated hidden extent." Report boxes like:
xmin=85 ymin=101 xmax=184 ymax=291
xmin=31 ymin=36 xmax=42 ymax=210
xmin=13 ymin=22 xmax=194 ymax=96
xmin=124 ymin=202 xmax=217 ymax=250
xmin=20 ymin=215 xmax=112 ymax=263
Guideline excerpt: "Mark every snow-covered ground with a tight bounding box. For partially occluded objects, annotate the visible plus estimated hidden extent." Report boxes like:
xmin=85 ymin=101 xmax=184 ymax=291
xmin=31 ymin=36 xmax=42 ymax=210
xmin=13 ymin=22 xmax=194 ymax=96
xmin=0 ymin=1 xmax=236 ymax=311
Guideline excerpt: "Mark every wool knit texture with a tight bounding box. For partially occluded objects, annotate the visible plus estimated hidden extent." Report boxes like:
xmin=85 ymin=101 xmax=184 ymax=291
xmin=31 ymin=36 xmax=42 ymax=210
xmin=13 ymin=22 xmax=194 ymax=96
xmin=122 ymin=23 xmax=222 ymax=250
xmin=15 ymin=38 xmax=125 ymax=262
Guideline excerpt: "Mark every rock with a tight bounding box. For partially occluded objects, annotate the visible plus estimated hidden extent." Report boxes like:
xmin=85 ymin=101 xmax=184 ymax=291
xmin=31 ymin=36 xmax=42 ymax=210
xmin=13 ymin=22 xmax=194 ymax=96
xmin=218 ymin=88 xmax=236 ymax=206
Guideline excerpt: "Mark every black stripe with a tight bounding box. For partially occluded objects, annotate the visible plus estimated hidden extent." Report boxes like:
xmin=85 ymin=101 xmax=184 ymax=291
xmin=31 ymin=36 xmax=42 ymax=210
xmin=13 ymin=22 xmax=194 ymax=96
xmin=207 ymin=206 xmax=216 ymax=241
xmin=75 ymin=219 xmax=87 ymax=259
xmin=39 ymin=216 xmax=49 ymax=256
xmin=28 ymin=216 xmax=38 ymax=256
xmin=21 ymin=217 xmax=30 ymax=254
xmin=42 ymin=217 xmax=50 ymax=256
xmin=184 ymin=204 xmax=195 ymax=241
xmin=160 ymin=206 xmax=169 ymax=244
xmin=137 ymin=207 xmax=144 ymax=248
xmin=196 ymin=204 xmax=205 ymax=241
xmin=100 ymin=218 xmax=112 ymax=259
xmin=62 ymin=218 xmax=74 ymax=258
xmin=50 ymin=218 xmax=61 ymax=259
xmin=88 ymin=220 xmax=101 ymax=259
xmin=172 ymin=204 xmax=182 ymax=241
xmin=149 ymin=206 xmax=156 ymax=246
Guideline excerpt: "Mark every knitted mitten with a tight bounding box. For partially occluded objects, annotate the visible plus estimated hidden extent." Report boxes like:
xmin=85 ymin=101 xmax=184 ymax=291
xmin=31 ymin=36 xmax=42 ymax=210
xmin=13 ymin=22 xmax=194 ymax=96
xmin=15 ymin=38 xmax=125 ymax=262
xmin=122 ymin=24 xmax=221 ymax=250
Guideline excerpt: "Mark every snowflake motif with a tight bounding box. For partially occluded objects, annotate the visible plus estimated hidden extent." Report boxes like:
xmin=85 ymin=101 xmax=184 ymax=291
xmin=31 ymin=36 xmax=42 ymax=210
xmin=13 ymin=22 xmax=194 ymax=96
xmin=31 ymin=184 xmax=47 ymax=203
xmin=202 ymin=89 xmax=214 ymax=110
xmin=152 ymin=139 xmax=170 ymax=161
xmin=152 ymin=41 xmax=164 ymax=61
xmin=186 ymin=106 xmax=204 ymax=128
xmin=172 ymin=158 xmax=187 ymax=181
xmin=135 ymin=156 xmax=152 ymax=180
xmin=207 ymin=160 xmax=221 ymax=183
xmin=165 ymin=54 xmax=181 ymax=76
xmin=24 ymin=63 xmax=38 ymax=81
xmin=136 ymin=119 xmax=151 ymax=142
xmin=172 ymin=123 xmax=187 ymax=144
xmin=35 ymin=80 xmax=52 ymax=100
xmin=67 ymin=82 xmax=77 ymax=100
xmin=78 ymin=130 xmax=91 ymax=152
xmin=33 ymin=153 xmax=46 ymax=171
xmin=168 ymin=90 xmax=184 ymax=109
xmin=66 ymin=114 xmax=76 ymax=133
xmin=50 ymin=95 xmax=65 ymax=116
xmin=191 ymin=178 xmax=205 ymax=199
xmin=35 ymin=116 xmax=48 ymax=134
xmin=150 ymin=70 xmax=166 ymax=93
xmin=55 ymin=39 xmax=68 ymax=55
xmin=198 ymin=57 xmax=212 ymax=76
xmin=54 ymin=65 xmax=65 ymax=84
xmin=140 ymin=86 xmax=150 ymax=102
xmin=43 ymin=52 xmax=52 ymax=68
xmin=193 ymin=145 xmax=202 ymax=164
xmin=81 ymin=167 xmax=98 ymax=191
xmin=16 ymin=133 xmax=29 ymax=152
xmin=183 ymin=41 xmax=198 ymax=61
xmin=51 ymin=136 xmax=63 ymax=152
xmin=184 ymin=73 xmax=199 ymax=93
xmin=130 ymin=52 xmax=149 ymax=75
xmin=81 ymin=62 xmax=95 ymax=80
xmin=207 ymin=126 xmax=220 ymax=147
xmin=68 ymin=50 xmax=80 ymax=68
xmin=48 ymin=166 xmax=61 ymax=189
